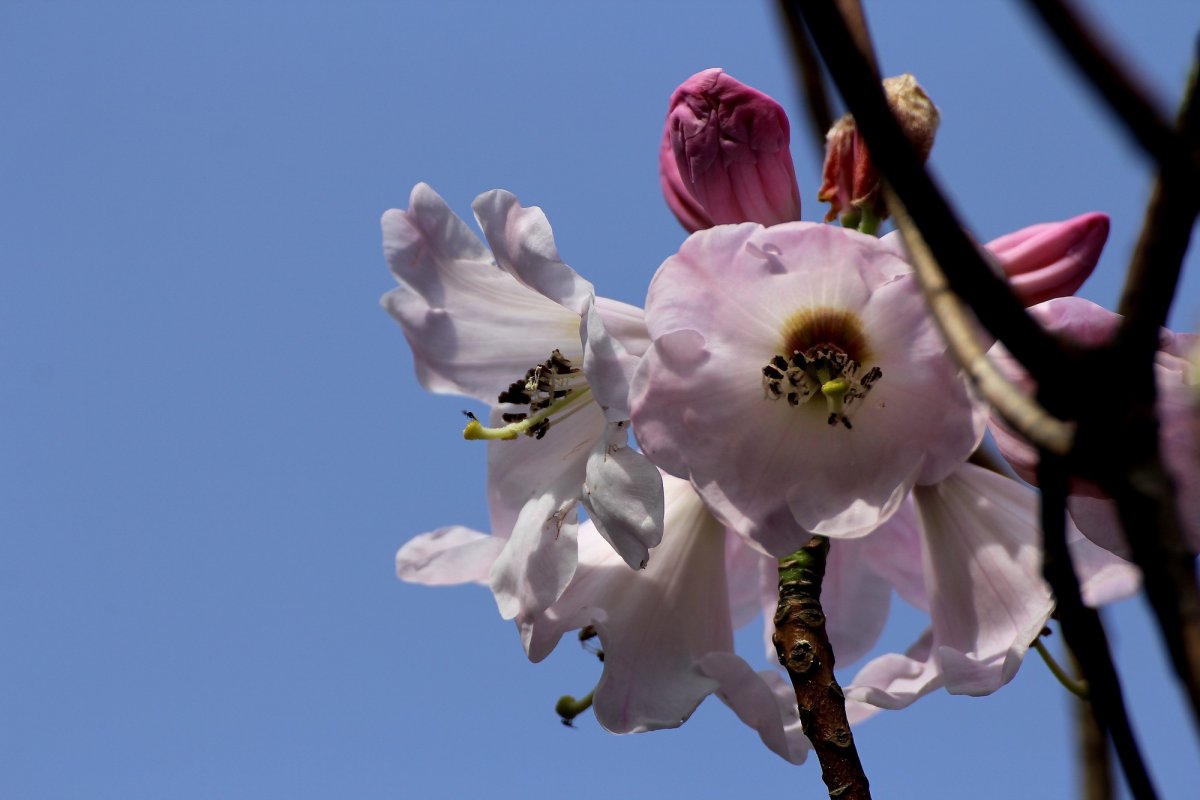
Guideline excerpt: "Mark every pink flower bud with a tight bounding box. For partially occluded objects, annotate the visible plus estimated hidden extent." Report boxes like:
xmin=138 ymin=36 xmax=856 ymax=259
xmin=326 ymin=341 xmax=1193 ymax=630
xmin=661 ymin=68 xmax=801 ymax=231
xmin=985 ymin=212 xmax=1109 ymax=306
xmin=818 ymin=74 xmax=939 ymax=226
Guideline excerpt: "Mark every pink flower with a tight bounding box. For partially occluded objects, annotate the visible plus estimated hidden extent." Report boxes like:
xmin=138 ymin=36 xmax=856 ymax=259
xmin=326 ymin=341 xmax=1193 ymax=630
xmin=988 ymin=296 xmax=1200 ymax=556
xmin=660 ymin=68 xmax=801 ymax=232
xmin=383 ymin=183 xmax=663 ymax=622
xmin=985 ymin=212 xmax=1109 ymax=306
xmin=630 ymin=221 xmax=986 ymax=554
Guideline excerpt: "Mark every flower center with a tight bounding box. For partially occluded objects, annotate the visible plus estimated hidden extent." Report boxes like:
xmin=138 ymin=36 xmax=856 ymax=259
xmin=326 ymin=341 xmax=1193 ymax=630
xmin=462 ymin=349 xmax=592 ymax=441
xmin=761 ymin=307 xmax=881 ymax=429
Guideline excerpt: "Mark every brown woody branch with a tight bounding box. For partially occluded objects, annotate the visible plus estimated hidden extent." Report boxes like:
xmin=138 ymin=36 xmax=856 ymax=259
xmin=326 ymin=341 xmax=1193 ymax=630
xmin=773 ymin=538 xmax=871 ymax=800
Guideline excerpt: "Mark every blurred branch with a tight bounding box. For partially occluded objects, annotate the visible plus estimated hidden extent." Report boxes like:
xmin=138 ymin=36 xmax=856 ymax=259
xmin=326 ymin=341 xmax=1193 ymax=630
xmin=791 ymin=0 xmax=1064 ymax=383
xmin=1037 ymin=451 xmax=1158 ymax=800
xmin=1086 ymin=54 xmax=1200 ymax=732
xmin=1072 ymin=649 xmax=1115 ymax=800
xmin=1019 ymin=0 xmax=1200 ymax=182
xmin=775 ymin=0 xmax=835 ymax=160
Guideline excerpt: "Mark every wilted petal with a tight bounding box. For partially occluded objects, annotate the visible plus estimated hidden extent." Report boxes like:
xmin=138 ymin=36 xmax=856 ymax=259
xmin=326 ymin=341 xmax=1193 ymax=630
xmin=395 ymin=526 xmax=504 ymax=586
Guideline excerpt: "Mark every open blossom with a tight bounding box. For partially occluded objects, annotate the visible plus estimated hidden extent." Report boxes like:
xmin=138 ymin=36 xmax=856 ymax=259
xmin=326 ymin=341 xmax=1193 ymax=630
xmin=988 ymin=296 xmax=1200 ymax=556
xmin=383 ymin=183 xmax=663 ymax=622
xmin=630 ymin=221 xmax=986 ymax=555
xmin=660 ymin=68 xmax=802 ymax=232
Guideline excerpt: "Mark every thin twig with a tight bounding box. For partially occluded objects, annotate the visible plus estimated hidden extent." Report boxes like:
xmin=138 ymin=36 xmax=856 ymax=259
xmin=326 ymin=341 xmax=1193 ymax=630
xmin=775 ymin=0 xmax=836 ymax=160
xmin=1038 ymin=449 xmax=1158 ymax=800
xmin=773 ymin=538 xmax=871 ymax=800
xmin=1117 ymin=57 xmax=1200 ymax=355
xmin=1019 ymin=0 xmax=1199 ymax=181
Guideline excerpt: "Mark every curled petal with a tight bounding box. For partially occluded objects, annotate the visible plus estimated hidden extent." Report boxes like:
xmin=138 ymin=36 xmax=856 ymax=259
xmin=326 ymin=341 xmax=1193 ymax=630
xmin=471 ymin=189 xmax=594 ymax=316
xmin=581 ymin=422 xmax=665 ymax=570
xmin=395 ymin=526 xmax=504 ymax=586
xmin=697 ymin=653 xmax=810 ymax=764
xmin=381 ymin=183 xmax=582 ymax=402
xmin=845 ymin=628 xmax=942 ymax=710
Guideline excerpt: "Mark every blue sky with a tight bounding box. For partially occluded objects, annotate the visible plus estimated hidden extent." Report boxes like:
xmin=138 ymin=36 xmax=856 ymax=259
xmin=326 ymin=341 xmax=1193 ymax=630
xmin=3 ymin=1 xmax=1198 ymax=798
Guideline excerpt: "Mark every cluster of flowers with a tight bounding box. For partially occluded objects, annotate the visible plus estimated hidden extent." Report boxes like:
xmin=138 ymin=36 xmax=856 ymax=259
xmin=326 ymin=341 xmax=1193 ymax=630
xmin=384 ymin=68 xmax=1197 ymax=762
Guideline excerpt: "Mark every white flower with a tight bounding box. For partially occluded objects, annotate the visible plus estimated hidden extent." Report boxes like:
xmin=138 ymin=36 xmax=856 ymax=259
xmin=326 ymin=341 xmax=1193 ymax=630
xmin=384 ymin=183 xmax=663 ymax=621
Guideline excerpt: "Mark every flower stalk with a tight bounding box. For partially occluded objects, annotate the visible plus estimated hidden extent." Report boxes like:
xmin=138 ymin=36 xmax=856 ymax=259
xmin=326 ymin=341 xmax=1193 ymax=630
xmin=773 ymin=536 xmax=871 ymax=800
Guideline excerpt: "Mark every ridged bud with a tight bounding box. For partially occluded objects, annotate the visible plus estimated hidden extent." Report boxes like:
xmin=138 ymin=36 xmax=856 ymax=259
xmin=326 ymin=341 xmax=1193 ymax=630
xmin=985 ymin=212 xmax=1109 ymax=306
xmin=660 ymin=68 xmax=801 ymax=232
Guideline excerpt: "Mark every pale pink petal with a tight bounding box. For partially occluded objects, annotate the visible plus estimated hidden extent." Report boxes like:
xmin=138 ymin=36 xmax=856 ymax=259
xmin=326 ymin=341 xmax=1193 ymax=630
xmin=1068 ymin=524 xmax=1142 ymax=606
xmin=594 ymin=296 xmax=651 ymax=358
xmin=858 ymin=497 xmax=929 ymax=612
xmin=523 ymin=475 xmax=733 ymax=733
xmin=822 ymin=537 xmax=893 ymax=667
xmin=581 ymin=421 xmax=665 ymax=570
xmin=395 ymin=526 xmax=504 ymax=586
xmin=486 ymin=403 xmax=607 ymax=620
xmin=845 ymin=628 xmax=943 ymax=710
xmin=471 ymin=189 xmax=594 ymax=317
xmin=724 ymin=532 xmax=774 ymax=632
xmin=913 ymin=464 xmax=1054 ymax=696
xmin=581 ymin=297 xmax=637 ymax=421
xmin=697 ymin=653 xmax=810 ymax=764
xmin=990 ymin=297 xmax=1199 ymax=551
xmin=381 ymin=183 xmax=582 ymax=402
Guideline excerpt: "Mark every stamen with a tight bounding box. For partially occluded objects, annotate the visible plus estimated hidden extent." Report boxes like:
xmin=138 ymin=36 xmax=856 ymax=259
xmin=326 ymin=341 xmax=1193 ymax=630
xmin=762 ymin=344 xmax=881 ymax=429
xmin=463 ymin=349 xmax=591 ymax=441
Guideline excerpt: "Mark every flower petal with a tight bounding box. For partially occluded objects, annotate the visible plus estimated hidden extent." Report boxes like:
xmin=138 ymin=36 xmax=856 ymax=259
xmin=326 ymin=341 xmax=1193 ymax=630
xmin=382 ymin=183 xmax=582 ymax=402
xmin=472 ymin=189 xmax=594 ymax=317
xmin=524 ymin=474 xmax=734 ymax=734
xmin=395 ymin=526 xmax=504 ymax=586
xmin=696 ymin=652 xmax=810 ymax=764
xmin=913 ymin=464 xmax=1054 ymax=696
xmin=845 ymin=628 xmax=943 ymax=710
xmin=581 ymin=421 xmax=665 ymax=570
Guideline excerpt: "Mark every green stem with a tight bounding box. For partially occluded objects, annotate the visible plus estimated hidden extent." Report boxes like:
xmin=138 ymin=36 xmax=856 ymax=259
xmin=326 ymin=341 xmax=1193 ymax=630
xmin=1033 ymin=636 xmax=1090 ymax=701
